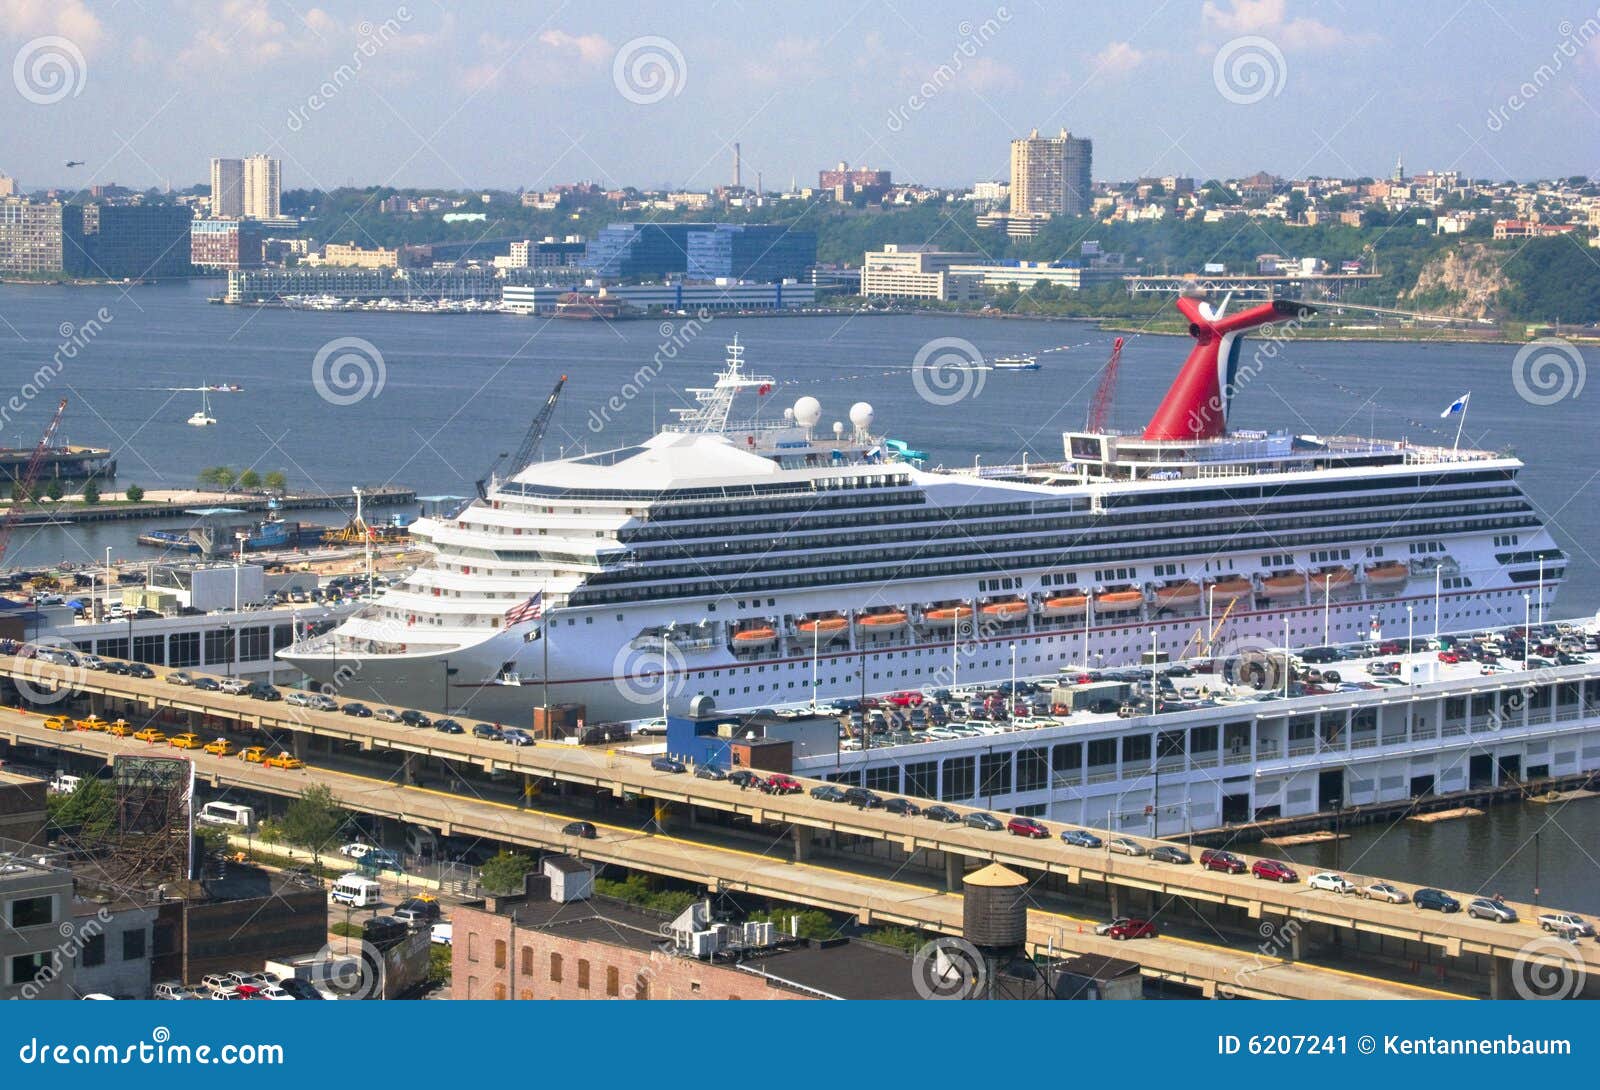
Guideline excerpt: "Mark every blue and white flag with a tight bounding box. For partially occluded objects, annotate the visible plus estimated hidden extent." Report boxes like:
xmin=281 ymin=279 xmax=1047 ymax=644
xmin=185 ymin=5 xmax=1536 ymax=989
xmin=1439 ymin=392 xmax=1471 ymax=418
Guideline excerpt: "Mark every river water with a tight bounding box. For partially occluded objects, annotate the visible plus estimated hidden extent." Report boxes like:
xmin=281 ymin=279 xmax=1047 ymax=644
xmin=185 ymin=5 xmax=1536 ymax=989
xmin=2 ymin=279 xmax=1598 ymax=900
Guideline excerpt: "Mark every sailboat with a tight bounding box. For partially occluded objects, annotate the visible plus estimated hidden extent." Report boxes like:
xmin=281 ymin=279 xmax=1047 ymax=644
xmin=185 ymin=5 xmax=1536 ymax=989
xmin=187 ymin=389 xmax=217 ymax=427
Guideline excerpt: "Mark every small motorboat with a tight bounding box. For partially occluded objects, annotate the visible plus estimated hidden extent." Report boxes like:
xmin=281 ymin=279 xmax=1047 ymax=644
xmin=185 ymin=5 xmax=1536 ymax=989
xmin=731 ymin=625 xmax=777 ymax=648
xmin=991 ymin=355 xmax=1040 ymax=371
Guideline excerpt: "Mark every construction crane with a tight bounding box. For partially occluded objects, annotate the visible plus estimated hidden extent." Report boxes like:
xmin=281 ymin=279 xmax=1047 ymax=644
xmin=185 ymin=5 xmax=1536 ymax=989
xmin=1084 ymin=337 xmax=1124 ymax=433
xmin=0 ymin=398 xmax=68 ymax=566
xmin=475 ymin=374 xmax=567 ymax=500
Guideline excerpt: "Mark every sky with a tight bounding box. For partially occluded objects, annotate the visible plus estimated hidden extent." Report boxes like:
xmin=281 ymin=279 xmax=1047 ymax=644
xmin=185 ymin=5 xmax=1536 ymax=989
xmin=1 ymin=0 xmax=1598 ymax=196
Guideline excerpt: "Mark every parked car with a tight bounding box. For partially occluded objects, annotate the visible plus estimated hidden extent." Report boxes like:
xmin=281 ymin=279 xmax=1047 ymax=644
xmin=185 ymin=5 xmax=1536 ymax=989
xmin=1537 ymin=911 xmax=1593 ymax=937
xmin=470 ymin=722 xmax=503 ymax=740
xmin=924 ymin=804 xmax=962 ymax=823
xmin=191 ymin=676 xmax=221 ymax=692
xmin=248 ymin=682 xmax=282 ymax=701
xmin=694 ymin=764 xmax=727 ymax=781
xmin=397 ymin=709 xmax=431 ymax=728
xmin=1107 ymin=837 xmax=1147 ymax=857
xmin=501 ymin=728 xmax=534 ymax=746
xmin=1105 ymin=917 xmax=1158 ymax=940
xmin=1361 ymin=882 xmax=1409 ymax=904
xmin=761 ymin=774 xmax=801 ymax=795
xmin=341 ymin=702 xmax=374 ymax=718
xmin=1308 ymin=872 xmax=1358 ymax=895
xmin=1060 ymin=829 xmax=1103 ymax=849
xmin=648 ymin=755 xmax=686 ymax=774
xmin=1414 ymin=888 xmax=1461 ymax=913
xmin=883 ymin=797 xmax=921 ymax=817
xmin=965 ymin=812 xmax=1004 ymax=832
xmin=375 ymin=707 xmax=403 ymax=723
xmin=841 ymin=786 xmax=883 ymax=809
xmin=1199 ymin=848 xmax=1247 ymax=874
xmin=1149 ymin=845 xmax=1192 ymax=865
xmin=433 ymin=718 xmax=465 ymax=735
xmin=1468 ymin=898 xmax=1518 ymax=923
xmin=727 ymin=770 xmax=767 ymax=790
xmin=166 ymin=671 xmax=194 ymax=686
xmin=219 ymin=678 xmax=251 ymax=695
xmin=561 ymin=821 xmax=597 ymax=840
xmin=126 ymin=662 xmax=155 ymax=679
xmin=1006 ymin=816 xmax=1049 ymax=838
xmin=1251 ymin=859 xmax=1298 ymax=883
xmin=809 ymin=784 xmax=848 ymax=802
xmin=393 ymin=898 xmax=443 ymax=926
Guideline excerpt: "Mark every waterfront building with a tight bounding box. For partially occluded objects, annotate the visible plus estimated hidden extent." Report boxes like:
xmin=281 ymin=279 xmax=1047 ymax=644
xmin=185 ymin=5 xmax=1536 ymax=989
xmin=209 ymin=158 xmax=244 ymax=218
xmin=858 ymin=244 xmax=985 ymax=301
xmin=190 ymin=218 xmax=265 ymax=270
xmin=685 ymin=225 xmax=817 ymax=282
xmin=501 ymin=279 xmax=815 ymax=315
xmin=0 ymin=198 xmax=66 ymax=276
xmin=1010 ymin=127 xmax=1093 ymax=218
xmin=241 ymin=155 xmax=281 ymax=219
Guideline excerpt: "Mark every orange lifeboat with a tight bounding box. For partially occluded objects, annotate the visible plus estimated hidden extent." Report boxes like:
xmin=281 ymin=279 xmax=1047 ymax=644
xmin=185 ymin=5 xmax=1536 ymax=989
xmin=1261 ymin=573 xmax=1307 ymax=599
xmin=1310 ymin=567 xmax=1354 ymax=593
xmin=1041 ymin=594 xmax=1088 ymax=618
xmin=923 ymin=604 xmax=975 ymax=627
xmin=732 ymin=625 xmax=777 ymax=647
xmin=797 ymin=615 xmax=849 ymax=641
xmin=1207 ymin=577 xmax=1253 ymax=603
xmin=856 ymin=610 xmax=908 ymax=632
xmin=1153 ymin=581 xmax=1202 ymax=608
xmin=980 ymin=599 xmax=1028 ymax=622
xmin=1094 ymin=589 xmax=1144 ymax=612
xmin=1365 ymin=561 xmax=1410 ymax=588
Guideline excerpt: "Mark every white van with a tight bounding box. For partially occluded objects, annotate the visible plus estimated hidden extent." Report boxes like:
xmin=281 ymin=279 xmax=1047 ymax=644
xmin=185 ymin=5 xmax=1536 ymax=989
xmin=331 ymin=874 xmax=382 ymax=908
xmin=197 ymin=801 xmax=256 ymax=830
xmin=48 ymin=773 xmax=83 ymax=795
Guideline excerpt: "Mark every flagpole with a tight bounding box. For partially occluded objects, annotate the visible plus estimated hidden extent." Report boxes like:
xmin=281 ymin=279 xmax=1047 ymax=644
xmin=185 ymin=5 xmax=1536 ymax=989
xmin=541 ymin=584 xmax=549 ymax=727
xmin=1453 ymin=403 xmax=1465 ymax=452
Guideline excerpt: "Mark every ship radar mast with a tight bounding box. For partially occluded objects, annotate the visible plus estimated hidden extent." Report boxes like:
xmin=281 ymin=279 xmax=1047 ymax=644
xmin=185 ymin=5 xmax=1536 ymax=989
xmin=668 ymin=334 xmax=778 ymax=434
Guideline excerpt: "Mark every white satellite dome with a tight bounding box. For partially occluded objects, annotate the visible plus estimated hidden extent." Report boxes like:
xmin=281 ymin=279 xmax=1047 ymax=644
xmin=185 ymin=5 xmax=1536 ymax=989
xmin=832 ymin=421 xmax=845 ymax=437
xmin=782 ymin=407 xmax=795 ymax=422
xmin=792 ymin=396 xmax=822 ymax=428
xmin=849 ymin=402 xmax=875 ymax=432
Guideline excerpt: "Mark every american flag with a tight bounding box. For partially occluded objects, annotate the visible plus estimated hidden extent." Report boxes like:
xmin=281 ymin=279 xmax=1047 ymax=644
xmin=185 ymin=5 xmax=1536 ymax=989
xmin=504 ymin=591 xmax=544 ymax=626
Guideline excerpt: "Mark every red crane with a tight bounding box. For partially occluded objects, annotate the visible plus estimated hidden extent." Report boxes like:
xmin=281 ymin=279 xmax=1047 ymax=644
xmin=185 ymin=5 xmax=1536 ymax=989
xmin=1085 ymin=337 xmax=1124 ymax=433
xmin=0 ymin=398 xmax=68 ymax=566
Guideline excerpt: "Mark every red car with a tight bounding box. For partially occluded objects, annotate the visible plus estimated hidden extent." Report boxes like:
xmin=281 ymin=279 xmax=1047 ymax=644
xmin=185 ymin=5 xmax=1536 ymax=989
xmin=1438 ymin=650 xmax=1461 ymax=664
xmin=762 ymin=774 xmax=802 ymax=795
xmin=1199 ymin=848 xmax=1247 ymax=874
xmin=886 ymin=690 xmax=924 ymax=707
xmin=1252 ymin=859 xmax=1299 ymax=883
xmin=1106 ymin=917 xmax=1158 ymax=940
xmin=1006 ymin=816 xmax=1049 ymax=839
xmin=1378 ymin=640 xmax=1403 ymax=654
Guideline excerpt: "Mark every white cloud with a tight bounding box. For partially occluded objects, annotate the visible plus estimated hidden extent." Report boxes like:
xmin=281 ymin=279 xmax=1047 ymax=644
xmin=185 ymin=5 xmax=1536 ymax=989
xmin=743 ymin=36 xmax=824 ymax=85
xmin=0 ymin=0 xmax=103 ymax=51
xmin=1201 ymin=0 xmax=1367 ymax=49
xmin=1092 ymin=40 xmax=1154 ymax=75
xmin=538 ymin=29 xmax=612 ymax=66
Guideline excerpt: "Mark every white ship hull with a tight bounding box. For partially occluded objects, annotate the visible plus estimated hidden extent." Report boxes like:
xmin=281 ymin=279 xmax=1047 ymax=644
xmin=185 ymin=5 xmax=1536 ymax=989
xmin=283 ymin=578 xmax=1555 ymax=726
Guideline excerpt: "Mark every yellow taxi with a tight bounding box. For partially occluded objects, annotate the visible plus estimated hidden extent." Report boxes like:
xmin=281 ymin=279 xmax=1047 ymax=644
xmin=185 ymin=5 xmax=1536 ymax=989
xmin=106 ymin=719 xmax=133 ymax=737
xmin=43 ymin=715 xmax=71 ymax=731
xmin=239 ymin=746 xmax=269 ymax=764
xmin=74 ymin=715 xmax=108 ymax=732
xmin=131 ymin=727 xmax=166 ymax=744
xmin=202 ymin=737 xmax=235 ymax=757
xmin=168 ymin=733 xmax=203 ymax=750
xmin=263 ymin=752 xmax=304 ymax=770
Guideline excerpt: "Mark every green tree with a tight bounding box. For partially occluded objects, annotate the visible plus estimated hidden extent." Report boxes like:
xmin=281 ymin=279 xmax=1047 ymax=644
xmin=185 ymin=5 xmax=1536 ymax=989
xmin=238 ymin=469 xmax=262 ymax=490
xmin=479 ymin=850 xmax=538 ymax=894
xmin=263 ymin=470 xmax=287 ymax=492
xmin=81 ymin=480 xmax=100 ymax=505
xmin=47 ymin=778 xmax=115 ymax=840
xmin=428 ymin=944 xmax=452 ymax=986
xmin=279 ymin=784 xmax=345 ymax=857
xmin=44 ymin=479 xmax=64 ymax=502
xmin=124 ymin=484 xmax=144 ymax=502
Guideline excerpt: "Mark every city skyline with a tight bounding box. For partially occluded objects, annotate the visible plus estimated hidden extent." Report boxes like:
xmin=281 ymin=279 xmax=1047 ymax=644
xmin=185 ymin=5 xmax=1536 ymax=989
xmin=1 ymin=1 xmax=1597 ymax=197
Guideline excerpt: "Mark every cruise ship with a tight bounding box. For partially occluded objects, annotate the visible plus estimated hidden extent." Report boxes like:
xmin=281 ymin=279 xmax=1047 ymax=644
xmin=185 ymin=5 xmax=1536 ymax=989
xmin=280 ymin=298 xmax=1566 ymax=724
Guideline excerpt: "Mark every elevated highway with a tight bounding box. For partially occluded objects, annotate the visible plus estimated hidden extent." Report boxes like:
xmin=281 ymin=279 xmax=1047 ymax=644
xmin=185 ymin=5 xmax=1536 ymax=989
xmin=2 ymin=654 xmax=1589 ymax=995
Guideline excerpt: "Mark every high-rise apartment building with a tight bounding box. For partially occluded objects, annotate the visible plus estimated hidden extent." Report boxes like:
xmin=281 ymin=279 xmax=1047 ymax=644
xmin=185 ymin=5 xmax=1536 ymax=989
xmin=1009 ymin=128 xmax=1093 ymax=218
xmin=210 ymin=155 xmax=280 ymax=219
xmin=209 ymin=158 xmax=243 ymax=218
xmin=242 ymin=155 xmax=281 ymax=219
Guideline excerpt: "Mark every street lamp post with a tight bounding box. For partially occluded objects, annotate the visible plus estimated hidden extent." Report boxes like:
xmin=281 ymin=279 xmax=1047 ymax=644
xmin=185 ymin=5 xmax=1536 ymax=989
xmin=1433 ymin=565 xmax=1442 ymax=641
xmin=1523 ymin=593 xmax=1531 ymax=672
xmin=1322 ymin=575 xmax=1331 ymax=646
xmin=233 ymin=532 xmax=247 ymax=612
